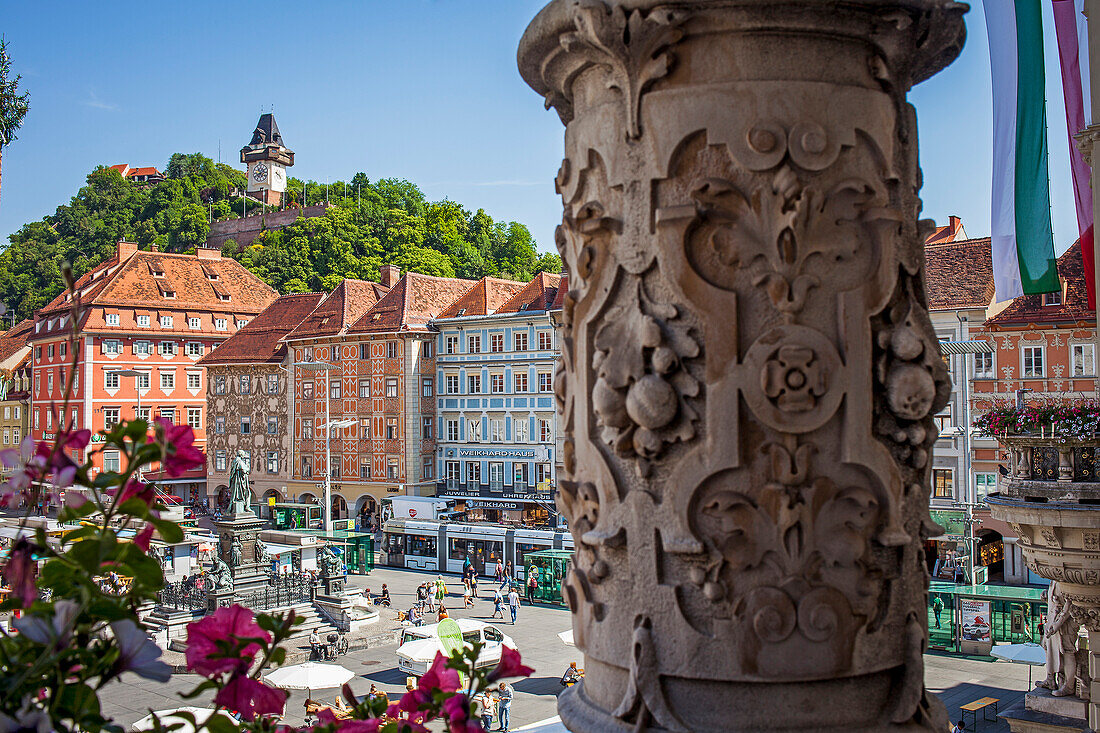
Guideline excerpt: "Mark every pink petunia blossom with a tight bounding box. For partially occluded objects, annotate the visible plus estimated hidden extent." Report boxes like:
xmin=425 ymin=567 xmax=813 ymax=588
xmin=443 ymin=693 xmax=479 ymax=732
xmin=185 ymin=604 xmax=270 ymax=677
xmin=486 ymin=646 xmax=533 ymax=682
xmin=333 ymin=720 xmax=384 ymax=733
xmin=3 ymin=538 xmax=38 ymax=607
xmin=156 ymin=419 xmax=205 ymax=477
xmin=117 ymin=480 xmax=155 ymax=507
xmin=213 ymin=675 xmax=286 ymax=721
xmin=59 ymin=429 xmax=91 ymax=451
xmin=418 ymin=652 xmax=460 ymax=694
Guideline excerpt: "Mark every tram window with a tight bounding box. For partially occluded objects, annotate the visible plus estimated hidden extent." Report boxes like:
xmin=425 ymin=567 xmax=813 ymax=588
xmin=406 ymin=534 xmax=436 ymax=557
xmin=449 ymin=538 xmax=468 ymax=560
xmin=384 ymin=534 xmax=404 ymax=553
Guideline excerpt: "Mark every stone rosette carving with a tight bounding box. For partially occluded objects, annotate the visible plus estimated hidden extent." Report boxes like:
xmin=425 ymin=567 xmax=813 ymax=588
xmin=521 ymin=0 xmax=965 ymax=730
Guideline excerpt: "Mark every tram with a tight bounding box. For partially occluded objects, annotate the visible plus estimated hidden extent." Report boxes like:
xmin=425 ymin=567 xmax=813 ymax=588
xmin=381 ymin=519 xmax=573 ymax=580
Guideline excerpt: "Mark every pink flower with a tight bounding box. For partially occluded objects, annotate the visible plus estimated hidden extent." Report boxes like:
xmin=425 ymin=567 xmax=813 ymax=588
xmin=213 ymin=675 xmax=286 ymax=721
xmin=443 ymin=694 xmax=476 ymax=730
xmin=3 ymin=538 xmax=38 ymax=607
xmin=185 ymin=604 xmax=270 ymax=677
xmin=333 ymin=720 xmax=383 ymax=733
xmin=133 ymin=524 xmax=155 ymax=552
xmin=418 ymin=652 xmax=460 ymax=694
xmin=396 ymin=690 xmax=428 ymax=715
xmin=59 ymin=429 xmax=91 ymax=450
xmin=156 ymin=419 xmax=205 ymax=477
xmin=486 ymin=646 xmax=533 ymax=682
xmin=117 ymin=480 xmax=155 ymax=507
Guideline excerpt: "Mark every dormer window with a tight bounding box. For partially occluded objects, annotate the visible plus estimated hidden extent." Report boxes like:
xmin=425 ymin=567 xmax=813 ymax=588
xmin=215 ymin=318 xmax=228 ymax=331
xmin=160 ymin=316 xmax=173 ymax=328
xmin=162 ymin=291 xmax=176 ymax=299
xmin=105 ymin=313 xmax=120 ymax=327
xmin=218 ymin=293 xmax=231 ymax=302
xmin=136 ymin=315 xmax=150 ymax=327
xmin=1043 ymin=290 xmax=1062 ymax=306
xmin=188 ymin=317 xmax=200 ymax=329
xmin=150 ymin=267 xmax=165 ymax=278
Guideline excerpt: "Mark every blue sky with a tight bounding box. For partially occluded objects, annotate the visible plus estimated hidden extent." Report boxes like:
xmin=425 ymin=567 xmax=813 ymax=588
xmin=0 ymin=0 xmax=1083 ymax=255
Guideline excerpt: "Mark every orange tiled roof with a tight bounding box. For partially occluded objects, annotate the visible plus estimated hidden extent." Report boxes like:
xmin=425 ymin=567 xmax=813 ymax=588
xmin=349 ymin=272 xmax=476 ymax=334
xmin=495 ymin=272 xmax=562 ymax=314
xmin=925 ymin=215 xmax=966 ymax=245
xmin=925 ymin=238 xmax=995 ymax=311
xmin=283 ymin=279 xmax=389 ymax=341
xmin=549 ymin=274 xmax=567 ymax=311
xmin=0 ymin=320 xmax=34 ymax=365
xmin=198 ymin=293 xmax=325 ymax=365
xmin=986 ymin=240 xmax=1093 ymax=326
xmin=437 ymin=277 xmax=526 ymax=319
xmin=37 ymin=249 xmax=277 ymax=317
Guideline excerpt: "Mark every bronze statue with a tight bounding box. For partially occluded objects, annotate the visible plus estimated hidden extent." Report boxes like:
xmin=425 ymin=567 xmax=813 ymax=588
xmin=227 ymin=451 xmax=252 ymax=516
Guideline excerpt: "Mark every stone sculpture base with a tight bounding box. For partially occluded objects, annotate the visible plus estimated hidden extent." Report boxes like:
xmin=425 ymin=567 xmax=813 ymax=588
xmin=212 ymin=511 xmax=271 ymax=602
xmin=999 ymin=689 xmax=1092 ymax=733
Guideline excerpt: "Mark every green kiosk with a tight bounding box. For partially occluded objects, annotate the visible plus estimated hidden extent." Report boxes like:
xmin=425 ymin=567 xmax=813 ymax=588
xmin=304 ymin=530 xmax=374 ymax=575
xmin=523 ymin=549 xmax=572 ymax=606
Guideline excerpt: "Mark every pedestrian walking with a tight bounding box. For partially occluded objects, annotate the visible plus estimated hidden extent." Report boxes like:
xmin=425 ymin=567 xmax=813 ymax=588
xmin=492 ymin=588 xmax=504 ymax=619
xmin=471 ymin=573 xmax=478 ymax=598
xmin=526 ymin=568 xmax=538 ymax=605
xmin=435 ymin=576 xmax=446 ymax=608
xmin=932 ymin=596 xmax=944 ymax=628
xmin=463 ymin=580 xmax=473 ymax=608
xmin=416 ymin=583 xmax=427 ymax=611
xmin=496 ymin=682 xmax=513 ymax=731
xmin=477 ymin=690 xmax=494 ymax=730
xmin=507 ymin=587 xmax=520 ymax=624
xmin=494 ymin=560 xmax=503 ymax=585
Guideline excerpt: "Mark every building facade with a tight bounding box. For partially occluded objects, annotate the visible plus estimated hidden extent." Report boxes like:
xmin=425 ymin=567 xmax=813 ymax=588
xmin=27 ymin=241 xmax=278 ymax=495
xmin=198 ymin=293 xmax=324 ymax=513
xmin=0 ymin=320 xmax=33 ymax=461
xmin=433 ymin=273 xmax=562 ymax=525
xmin=286 ymin=268 xmax=473 ymax=523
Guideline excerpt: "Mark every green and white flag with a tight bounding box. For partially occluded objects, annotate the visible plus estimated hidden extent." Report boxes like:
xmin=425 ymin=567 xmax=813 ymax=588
xmin=985 ymin=0 xmax=1060 ymax=301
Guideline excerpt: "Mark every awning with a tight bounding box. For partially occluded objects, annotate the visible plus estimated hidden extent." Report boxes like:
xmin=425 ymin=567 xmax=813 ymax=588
xmin=263 ymin=542 xmax=299 ymax=556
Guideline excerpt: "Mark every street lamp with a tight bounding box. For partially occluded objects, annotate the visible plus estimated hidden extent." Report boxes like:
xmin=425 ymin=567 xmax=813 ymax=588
xmin=939 ymin=338 xmax=994 ymax=586
xmin=294 ymin=360 xmax=352 ymax=534
xmin=108 ymin=368 xmax=150 ymax=480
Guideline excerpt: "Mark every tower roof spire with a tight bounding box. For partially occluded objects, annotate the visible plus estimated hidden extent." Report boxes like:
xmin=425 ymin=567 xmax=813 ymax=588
xmin=249 ymin=113 xmax=284 ymax=147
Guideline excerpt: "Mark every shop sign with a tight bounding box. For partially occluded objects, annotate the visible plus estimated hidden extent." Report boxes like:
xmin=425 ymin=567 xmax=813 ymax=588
xmin=929 ymin=509 xmax=967 ymax=541
xmin=468 ymin=500 xmax=520 ymax=510
xmin=446 ymin=446 xmax=550 ymax=461
xmin=386 ymin=486 xmax=400 ymax=493
xmin=960 ymin=599 xmax=992 ymax=642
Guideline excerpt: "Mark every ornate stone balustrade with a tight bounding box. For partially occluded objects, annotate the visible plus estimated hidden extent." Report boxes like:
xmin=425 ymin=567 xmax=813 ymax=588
xmin=987 ymin=433 xmax=1100 ymax=730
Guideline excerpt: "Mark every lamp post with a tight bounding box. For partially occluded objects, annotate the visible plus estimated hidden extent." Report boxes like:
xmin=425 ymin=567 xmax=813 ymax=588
xmin=939 ymin=339 xmax=994 ymax=586
xmin=108 ymin=368 xmax=150 ymax=480
xmin=294 ymin=360 xmax=352 ymax=534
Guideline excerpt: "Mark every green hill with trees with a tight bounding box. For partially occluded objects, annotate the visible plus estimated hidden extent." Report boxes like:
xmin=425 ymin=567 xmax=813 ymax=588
xmin=0 ymin=152 xmax=560 ymax=319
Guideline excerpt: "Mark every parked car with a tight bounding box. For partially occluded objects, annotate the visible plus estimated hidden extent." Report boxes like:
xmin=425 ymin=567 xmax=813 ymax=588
xmin=396 ymin=619 xmax=515 ymax=678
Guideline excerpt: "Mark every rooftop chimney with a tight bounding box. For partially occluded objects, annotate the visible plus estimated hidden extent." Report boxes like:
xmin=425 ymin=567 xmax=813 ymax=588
xmin=196 ymin=247 xmax=222 ymax=261
xmin=117 ymin=241 xmax=138 ymax=262
xmin=380 ymin=264 xmax=401 ymax=288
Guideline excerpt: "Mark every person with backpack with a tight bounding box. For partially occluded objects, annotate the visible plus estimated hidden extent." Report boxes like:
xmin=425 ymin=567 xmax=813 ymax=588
xmin=526 ymin=567 xmax=538 ymax=605
xmin=491 ymin=588 xmax=505 ymax=619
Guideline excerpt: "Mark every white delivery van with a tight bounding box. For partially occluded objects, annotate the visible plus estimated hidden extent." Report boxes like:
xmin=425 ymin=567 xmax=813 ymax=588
xmin=383 ymin=496 xmax=462 ymax=522
xmin=396 ymin=619 xmax=516 ymax=677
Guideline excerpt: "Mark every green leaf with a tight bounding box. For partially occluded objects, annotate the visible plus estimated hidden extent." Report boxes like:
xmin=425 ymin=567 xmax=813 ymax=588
xmin=204 ymin=712 xmax=240 ymax=733
xmin=270 ymin=647 xmax=286 ymax=667
xmin=119 ymin=497 xmax=152 ymax=518
xmin=69 ymin=536 xmax=105 ymax=574
xmin=59 ymin=524 xmax=100 ymax=545
xmin=149 ymin=517 xmax=183 ymax=543
xmin=122 ymin=546 xmax=164 ymax=588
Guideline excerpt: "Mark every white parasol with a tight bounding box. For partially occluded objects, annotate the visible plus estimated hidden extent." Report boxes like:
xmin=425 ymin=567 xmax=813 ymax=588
xmin=131 ymin=707 xmax=236 ymax=732
xmin=990 ymin=642 xmax=1045 ymax=687
xmin=263 ymin=661 xmax=354 ymax=697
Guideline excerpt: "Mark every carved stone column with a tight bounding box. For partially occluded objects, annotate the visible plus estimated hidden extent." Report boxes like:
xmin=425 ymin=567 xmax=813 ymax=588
xmin=519 ymin=2 xmax=965 ymax=730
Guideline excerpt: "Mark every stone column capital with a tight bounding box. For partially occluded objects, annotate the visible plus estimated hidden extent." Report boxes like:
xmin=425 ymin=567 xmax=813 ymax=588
xmin=1074 ymin=123 xmax=1100 ymax=168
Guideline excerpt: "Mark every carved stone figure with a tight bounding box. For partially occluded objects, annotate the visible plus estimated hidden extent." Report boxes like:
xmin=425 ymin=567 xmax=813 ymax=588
xmin=518 ymin=0 xmax=964 ymax=729
xmin=318 ymin=545 xmax=345 ymax=578
xmin=256 ymin=538 xmax=271 ymax=564
xmin=227 ymin=451 xmax=252 ymax=516
xmin=230 ymin=536 xmax=243 ymax=568
xmin=210 ymin=557 xmax=233 ymax=592
xmin=1039 ymin=582 xmax=1082 ymax=697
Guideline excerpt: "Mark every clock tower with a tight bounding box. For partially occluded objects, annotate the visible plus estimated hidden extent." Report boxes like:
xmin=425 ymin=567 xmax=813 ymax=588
xmin=240 ymin=113 xmax=293 ymax=207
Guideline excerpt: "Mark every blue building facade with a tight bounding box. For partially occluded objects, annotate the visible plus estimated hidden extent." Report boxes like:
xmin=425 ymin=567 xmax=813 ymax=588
xmin=432 ymin=274 xmax=561 ymax=525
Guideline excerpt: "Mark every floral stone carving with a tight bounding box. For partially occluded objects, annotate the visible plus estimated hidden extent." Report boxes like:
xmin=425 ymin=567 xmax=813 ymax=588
xmin=520 ymin=0 xmax=965 ymax=730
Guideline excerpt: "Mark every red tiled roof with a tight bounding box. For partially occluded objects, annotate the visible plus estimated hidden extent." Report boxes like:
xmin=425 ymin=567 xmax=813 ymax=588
xmin=0 ymin=320 xmax=34 ymax=366
xmin=925 ymin=215 xmax=966 ymax=245
xmin=198 ymin=293 xmax=325 ymax=365
xmin=495 ymin=272 xmax=562 ymax=314
xmin=550 ymin=274 xmax=567 ymax=310
xmin=986 ymin=240 xmax=1093 ymax=326
xmin=437 ymin=277 xmax=526 ymax=319
xmin=283 ymin=279 xmax=388 ymax=341
xmin=127 ymin=167 xmax=160 ymax=177
xmin=36 ymin=247 xmax=278 ymax=318
xmin=349 ymin=272 xmax=476 ymax=334
xmin=925 ymin=237 xmax=995 ymax=311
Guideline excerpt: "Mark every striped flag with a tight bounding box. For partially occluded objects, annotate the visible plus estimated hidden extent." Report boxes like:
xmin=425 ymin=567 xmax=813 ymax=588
xmin=985 ymin=0 xmax=1061 ymax=302
xmin=1053 ymin=0 xmax=1095 ymax=308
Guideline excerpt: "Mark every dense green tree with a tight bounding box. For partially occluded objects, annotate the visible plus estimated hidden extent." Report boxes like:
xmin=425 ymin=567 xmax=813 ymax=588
xmin=1 ymin=156 xmax=557 ymax=319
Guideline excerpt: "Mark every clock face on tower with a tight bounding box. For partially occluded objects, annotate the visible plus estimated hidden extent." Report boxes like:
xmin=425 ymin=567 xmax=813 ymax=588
xmin=252 ymin=163 xmax=269 ymax=183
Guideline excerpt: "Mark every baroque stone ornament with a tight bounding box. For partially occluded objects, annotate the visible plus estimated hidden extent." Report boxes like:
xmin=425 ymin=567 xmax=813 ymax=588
xmin=520 ymin=0 xmax=965 ymax=730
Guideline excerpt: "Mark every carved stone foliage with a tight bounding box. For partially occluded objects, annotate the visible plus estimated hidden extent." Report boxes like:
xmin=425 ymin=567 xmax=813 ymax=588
xmin=522 ymin=0 xmax=965 ymax=730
